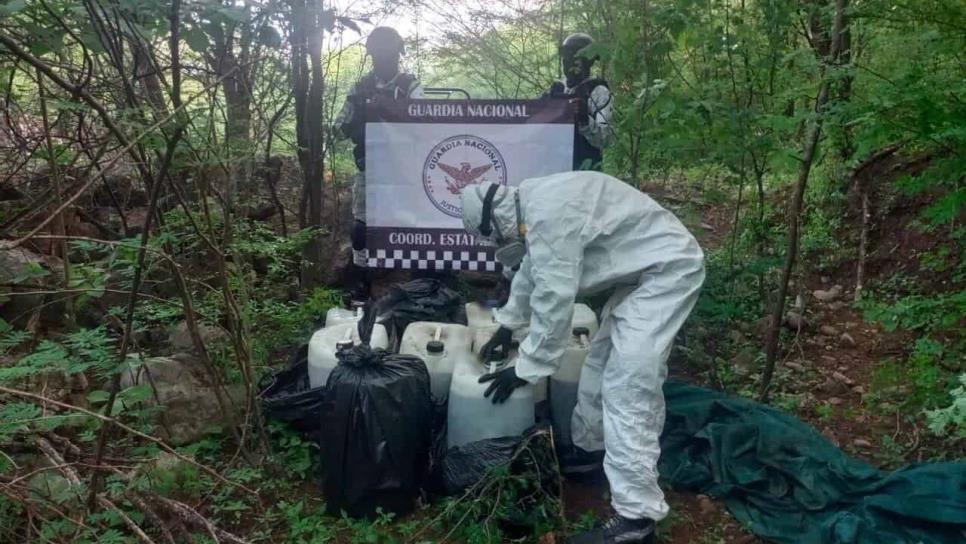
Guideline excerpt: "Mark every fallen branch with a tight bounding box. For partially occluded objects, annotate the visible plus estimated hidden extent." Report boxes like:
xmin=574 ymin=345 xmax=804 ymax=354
xmin=35 ymin=437 xmax=157 ymax=544
xmin=0 ymin=385 xmax=257 ymax=498
xmin=147 ymin=494 xmax=252 ymax=544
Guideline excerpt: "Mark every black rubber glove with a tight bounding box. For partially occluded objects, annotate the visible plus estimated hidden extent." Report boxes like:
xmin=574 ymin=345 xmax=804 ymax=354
xmin=479 ymin=326 xmax=513 ymax=363
xmin=479 ymin=366 xmax=528 ymax=404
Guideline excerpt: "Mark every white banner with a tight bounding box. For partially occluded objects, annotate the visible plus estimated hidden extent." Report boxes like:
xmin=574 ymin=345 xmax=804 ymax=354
xmin=365 ymin=99 xmax=574 ymax=271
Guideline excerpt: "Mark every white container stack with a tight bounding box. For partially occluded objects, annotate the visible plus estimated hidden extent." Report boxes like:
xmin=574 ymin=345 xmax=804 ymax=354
xmin=307 ymin=322 xmax=389 ymax=388
xmin=399 ymin=322 xmax=473 ymax=400
xmin=325 ymin=306 xmax=364 ymax=328
xmin=549 ymin=327 xmax=593 ymax=447
xmin=309 ymin=301 xmax=598 ymax=449
xmin=465 ymin=302 xmax=598 ymax=405
xmin=446 ymin=353 xmax=535 ymax=449
xmin=465 ymin=301 xmax=598 ymax=353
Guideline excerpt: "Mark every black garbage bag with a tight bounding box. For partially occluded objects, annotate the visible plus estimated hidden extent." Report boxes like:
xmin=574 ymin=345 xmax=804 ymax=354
xmin=429 ymin=426 xmax=562 ymax=537
xmin=432 ymin=435 xmax=520 ymax=496
xmin=361 ymin=279 xmax=466 ymax=349
xmin=258 ymin=345 xmax=324 ymax=440
xmin=430 ymin=425 xmax=559 ymax=497
xmin=322 ymin=345 xmax=433 ymax=518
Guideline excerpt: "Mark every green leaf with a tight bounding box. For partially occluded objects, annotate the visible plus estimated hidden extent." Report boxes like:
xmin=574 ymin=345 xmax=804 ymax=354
xmin=87 ymin=390 xmax=110 ymax=404
xmin=120 ymin=384 xmax=153 ymax=404
xmin=257 ymin=26 xmax=282 ymax=49
xmin=923 ymin=188 xmax=966 ymax=227
xmin=338 ymin=16 xmax=360 ymax=33
xmin=218 ymin=5 xmax=248 ymax=22
xmin=11 ymin=262 xmax=50 ymax=283
xmin=0 ymin=0 xmax=27 ymax=16
xmin=184 ymin=28 xmax=210 ymax=53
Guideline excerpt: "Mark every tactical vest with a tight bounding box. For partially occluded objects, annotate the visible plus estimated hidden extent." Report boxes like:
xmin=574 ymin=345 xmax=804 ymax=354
xmin=351 ymin=72 xmax=418 ymax=171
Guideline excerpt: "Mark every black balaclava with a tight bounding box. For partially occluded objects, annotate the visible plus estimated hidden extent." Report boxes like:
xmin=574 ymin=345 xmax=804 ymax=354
xmin=366 ymin=26 xmax=405 ymax=81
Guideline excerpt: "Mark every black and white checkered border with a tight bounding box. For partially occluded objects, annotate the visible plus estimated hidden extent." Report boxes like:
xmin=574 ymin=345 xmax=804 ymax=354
xmin=368 ymin=248 xmax=498 ymax=271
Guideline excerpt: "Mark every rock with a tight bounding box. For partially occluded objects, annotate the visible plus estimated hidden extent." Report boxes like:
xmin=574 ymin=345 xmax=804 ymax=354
xmin=819 ymin=377 xmax=850 ymax=395
xmin=28 ymin=472 xmax=78 ymax=504
xmin=754 ymin=316 xmax=772 ymax=337
xmin=131 ymin=452 xmax=195 ymax=497
xmin=821 ymin=355 xmax=837 ymax=363
xmin=828 ymin=397 xmax=844 ymax=406
xmin=0 ymin=247 xmax=55 ymax=326
xmin=537 ymin=533 xmax=559 ymax=544
xmin=784 ymin=361 xmax=806 ymax=372
xmin=731 ymin=348 xmax=757 ymax=376
xmin=832 ymin=371 xmax=854 ymax=386
xmin=784 ymin=311 xmax=806 ymax=330
xmin=852 ymin=385 xmax=865 ymax=395
xmin=697 ymin=494 xmax=717 ymax=515
xmin=120 ymin=353 xmax=245 ymax=445
xmin=700 ymin=222 xmax=715 ymax=231
xmin=819 ymin=325 xmax=840 ymax=336
xmin=840 ymin=332 xmax=857 ymax=346
xmin=812 ymin=285 xmax=843 ymax=303
xmin=168 ymin=320 xmax=229 ymax=351
xmin=853 ymin=438 xmax=872 ymax=448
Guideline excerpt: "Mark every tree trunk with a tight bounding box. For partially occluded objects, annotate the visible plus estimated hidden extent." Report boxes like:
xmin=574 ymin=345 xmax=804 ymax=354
xmin=760 ymin=0 xmax=848 ymax=400
xmin=290 ymin=0 xmax=325 ymax=288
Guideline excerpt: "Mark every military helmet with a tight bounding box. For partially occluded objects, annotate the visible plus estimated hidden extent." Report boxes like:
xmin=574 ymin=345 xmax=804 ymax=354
xmin=559 ymin=33 xmax=595 ymax=60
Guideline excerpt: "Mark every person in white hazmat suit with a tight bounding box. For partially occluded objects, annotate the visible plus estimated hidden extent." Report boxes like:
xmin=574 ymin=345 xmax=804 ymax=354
xmin=461 ymin=172 xmax=705 ymax=544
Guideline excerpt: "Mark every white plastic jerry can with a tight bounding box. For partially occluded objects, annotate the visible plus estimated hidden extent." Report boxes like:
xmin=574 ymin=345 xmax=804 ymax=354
xmin=549 ymin=327 xmax=592 ymax=447
xmin=571 ymin=303 xmax=599 ymax=339
xmin=307 ymin=322 xmax=389 ymax=388
xmin=446 ymin=354 xmax=535 ymax=449
xmin=466 ymin=302 xmax=597 ymax=352
xmin=325 ymin=306 xmax=364 ymax=328
xmin=469 ymin=327 xmax=548 ymax=403
xmin=465 ymin=301 xmax=500 ymax=335
xmin=399 ymin=322 xmax=473 ymax=400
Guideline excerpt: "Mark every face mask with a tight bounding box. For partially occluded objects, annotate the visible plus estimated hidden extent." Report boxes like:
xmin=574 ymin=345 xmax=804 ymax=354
xmin=477 ymin=183 xmax=526 ymax=269
xmin=494 ymin=241 xmax=526 ymax=269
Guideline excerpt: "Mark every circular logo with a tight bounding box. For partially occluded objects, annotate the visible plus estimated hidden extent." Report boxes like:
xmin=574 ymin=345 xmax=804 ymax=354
xmin=423 ymin=134 xmax=507 ymax=218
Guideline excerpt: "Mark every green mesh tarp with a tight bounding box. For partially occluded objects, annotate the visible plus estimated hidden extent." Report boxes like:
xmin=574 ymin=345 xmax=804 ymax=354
xmin=659 ymin=382 xmax=966 ymax=544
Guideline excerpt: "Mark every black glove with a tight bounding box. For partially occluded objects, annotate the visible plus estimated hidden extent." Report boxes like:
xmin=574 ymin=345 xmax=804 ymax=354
xmin=546 ymin=81 xmax=566 ymax=97
xmin=479 ymin=366 xmax=528 ymax=404
xmin=479 ymin=326 xmax=513 ymax=363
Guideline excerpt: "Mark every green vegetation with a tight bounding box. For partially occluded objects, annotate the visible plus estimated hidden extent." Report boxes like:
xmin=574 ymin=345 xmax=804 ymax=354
xmin=0 ymin=0 xmax=963 ymax=542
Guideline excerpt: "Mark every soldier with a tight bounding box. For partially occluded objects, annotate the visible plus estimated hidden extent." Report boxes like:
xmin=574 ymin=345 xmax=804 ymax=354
xmin=336 ymin=26 xmax=422 ymax=299
xmin=544 ymin=33 xmax=614 ymax=171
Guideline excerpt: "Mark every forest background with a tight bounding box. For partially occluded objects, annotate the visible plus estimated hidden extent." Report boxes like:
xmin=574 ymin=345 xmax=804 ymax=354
xmin=0 ymin=0 xmax=962 ymax=542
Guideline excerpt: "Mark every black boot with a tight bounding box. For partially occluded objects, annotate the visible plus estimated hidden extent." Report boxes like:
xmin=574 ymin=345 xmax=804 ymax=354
xmin=348 ymin=262 xmax=370 ymax=304
xmin=558 ymin=446 xmax=605 ymax=479
xmin=567 ymin=515 xmax=655 ymax=544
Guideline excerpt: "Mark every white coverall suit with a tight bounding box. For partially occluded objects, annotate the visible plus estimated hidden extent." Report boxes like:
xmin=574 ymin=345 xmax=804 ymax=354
xmin=461 ymin=172 xmax=705 ymax=521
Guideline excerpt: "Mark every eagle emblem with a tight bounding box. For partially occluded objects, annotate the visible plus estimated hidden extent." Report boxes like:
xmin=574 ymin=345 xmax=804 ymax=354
xmin=422 ymin=134 xmax=507 ymax=218
xmin=437 ymin=162 xmax=493 ymax=195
